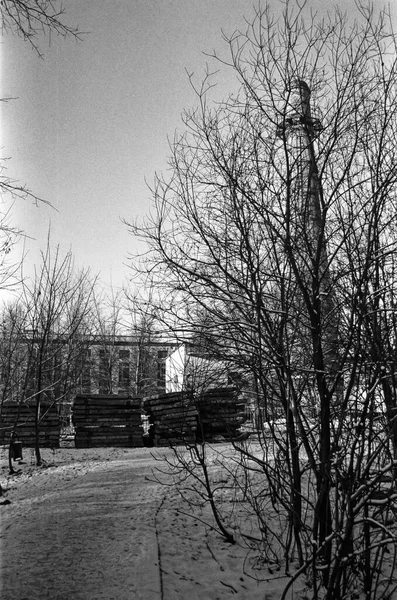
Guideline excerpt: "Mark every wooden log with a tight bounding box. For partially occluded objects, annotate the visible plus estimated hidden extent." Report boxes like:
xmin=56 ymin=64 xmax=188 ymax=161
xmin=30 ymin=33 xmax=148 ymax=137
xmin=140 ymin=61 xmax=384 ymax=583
xmin=72 ymin=407 xmax=141 ymax=414
xmin=74 ymin=397 xmax=141 ymax=407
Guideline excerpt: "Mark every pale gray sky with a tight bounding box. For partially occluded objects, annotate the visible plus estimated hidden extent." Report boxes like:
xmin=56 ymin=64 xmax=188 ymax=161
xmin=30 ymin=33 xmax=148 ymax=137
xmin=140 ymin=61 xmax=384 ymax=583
xmin=1 ymin=0 xmax=395 ymax=296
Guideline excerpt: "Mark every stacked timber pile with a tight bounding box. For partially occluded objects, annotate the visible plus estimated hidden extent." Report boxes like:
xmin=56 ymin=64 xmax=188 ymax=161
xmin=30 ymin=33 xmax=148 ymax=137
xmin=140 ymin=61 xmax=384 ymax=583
xmin=143 ymin=387 xmax=248 ymax=446
xmin=197 ymin=387 xmax=247 ymax=441
xmin=72 ymin=395 xmax=143 ymax=448
xmin=142 ymin=392 xmax=198 ymax=447
xmin=0 ymin=402 xmax=61 ymax=448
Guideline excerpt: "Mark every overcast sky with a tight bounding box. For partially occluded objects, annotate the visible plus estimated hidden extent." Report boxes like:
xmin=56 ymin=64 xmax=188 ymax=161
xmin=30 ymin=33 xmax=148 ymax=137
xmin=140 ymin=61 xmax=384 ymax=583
xmin=1 ymin=0 xmax=395 ymax=298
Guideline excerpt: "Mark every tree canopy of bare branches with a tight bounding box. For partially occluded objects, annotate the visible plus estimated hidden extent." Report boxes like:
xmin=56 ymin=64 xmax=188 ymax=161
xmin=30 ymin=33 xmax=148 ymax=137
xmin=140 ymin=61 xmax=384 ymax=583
xmin=0 ymin=241 xmax=96 ymax=465
xmin=1 ymin=0 xmax=80 ymax=56
xmin=129 ymin=2 xmax=397 ymax=598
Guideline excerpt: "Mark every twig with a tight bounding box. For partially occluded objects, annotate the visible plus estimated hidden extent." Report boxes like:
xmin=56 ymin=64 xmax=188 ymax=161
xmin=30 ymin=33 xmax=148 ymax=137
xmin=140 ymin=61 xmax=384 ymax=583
xmin=205 ymin=533 xmax=225 ymax=571
xmin=154 ymin=494 xmax=167 ymax=600
xmin=220 ymin=580 xmax=238 ymax=593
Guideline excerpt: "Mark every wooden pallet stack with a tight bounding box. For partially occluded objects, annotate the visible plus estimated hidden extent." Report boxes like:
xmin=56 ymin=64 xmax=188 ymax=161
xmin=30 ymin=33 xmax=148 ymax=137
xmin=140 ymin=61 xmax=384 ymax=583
xmin=143 ymin=387 xmax=248 ymax=446
xmin=0 ymin=402 xmax=61 ymax=448
xmin=197 ymin=387 xmax=247 ymax=441
xmin=72 ymin=395 xmax=143 ymax=448
xmin=143 ymin=392 xmax=198 ymax=446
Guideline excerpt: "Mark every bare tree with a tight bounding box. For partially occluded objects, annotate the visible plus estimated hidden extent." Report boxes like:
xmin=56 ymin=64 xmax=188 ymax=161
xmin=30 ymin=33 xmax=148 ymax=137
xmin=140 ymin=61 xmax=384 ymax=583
xmin=88 ymin=289 xmax=172 ymax=397
xmin=0 ymin=302 xmax=30 ymax=420
xmin=129 ymin=3 xmax=397 ymax=598
xmin=15 ymin=241 xmax=96 ymax=465
xmin=123 ymin=290 xmax=170 ymax=396
xmin=89 ymin=290 xmax=124 ymax=395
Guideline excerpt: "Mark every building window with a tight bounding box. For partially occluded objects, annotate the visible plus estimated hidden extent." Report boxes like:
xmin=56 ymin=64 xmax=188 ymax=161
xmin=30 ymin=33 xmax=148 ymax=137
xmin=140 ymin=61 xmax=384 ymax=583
xmin=119 ymin=349 xmax=130 ymax=391
xmin=157 ymin=350 xmax=168 ymax=390
xmin=99 ymin=349 xmax=111 ymax=394
xmin=81 ymin=349 xmax=92 ymax=393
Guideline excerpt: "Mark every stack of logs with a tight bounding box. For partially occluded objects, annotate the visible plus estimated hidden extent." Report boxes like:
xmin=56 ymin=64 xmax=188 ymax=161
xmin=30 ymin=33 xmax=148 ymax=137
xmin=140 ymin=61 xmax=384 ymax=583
xmin=143 ymin=387 xmax=246 ymax=446
xmin=0 ymin=402 xmax=61 ymax=448
xmin=143 ymin=391 xmax=198 ymax=446
xmin=197 ymin=387 xmax=247 ymax=440
xmin=72 ymin=395 xmax=143 ymax=448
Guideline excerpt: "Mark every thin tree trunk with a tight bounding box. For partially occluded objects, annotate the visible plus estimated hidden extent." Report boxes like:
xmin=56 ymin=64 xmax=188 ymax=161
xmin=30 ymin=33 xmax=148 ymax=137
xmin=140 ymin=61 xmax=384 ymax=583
xmin=35 ymin=391 xmax=42 ymax=466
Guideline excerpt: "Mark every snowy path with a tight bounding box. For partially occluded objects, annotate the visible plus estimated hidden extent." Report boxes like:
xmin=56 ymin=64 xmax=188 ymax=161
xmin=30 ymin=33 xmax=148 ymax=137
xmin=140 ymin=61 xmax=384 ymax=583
xmin=0 ymin=456 xmax=164 ymax=600
xmin=0 ymin=445 xmax=308 ymax=599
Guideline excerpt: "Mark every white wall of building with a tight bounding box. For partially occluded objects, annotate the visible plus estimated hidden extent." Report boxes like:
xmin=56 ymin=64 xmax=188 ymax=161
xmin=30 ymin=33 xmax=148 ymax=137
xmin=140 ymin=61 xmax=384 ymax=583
xmin=166 ymin=344 xmax=229 ymax=393
xmin=166 ymin=345 xmax=187 ymax=393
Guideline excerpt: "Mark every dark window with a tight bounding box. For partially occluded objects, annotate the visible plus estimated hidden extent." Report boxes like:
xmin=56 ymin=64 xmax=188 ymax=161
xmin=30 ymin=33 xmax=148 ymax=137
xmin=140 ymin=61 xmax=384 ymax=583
xmin=99 ymin=349 xmax=111 ymax=394
xmin=81 ymin=349 xmax=91 ymax=393
xmin=157 ymin=350 xmax=168 ymax=390
xmin=119 ymin=349 xmax=130 ymax=390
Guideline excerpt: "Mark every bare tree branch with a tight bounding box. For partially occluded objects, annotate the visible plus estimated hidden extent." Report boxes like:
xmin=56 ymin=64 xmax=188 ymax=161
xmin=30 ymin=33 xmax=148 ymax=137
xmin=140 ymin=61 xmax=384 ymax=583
xmin=1 ymin=0 xmax=82 ymax=57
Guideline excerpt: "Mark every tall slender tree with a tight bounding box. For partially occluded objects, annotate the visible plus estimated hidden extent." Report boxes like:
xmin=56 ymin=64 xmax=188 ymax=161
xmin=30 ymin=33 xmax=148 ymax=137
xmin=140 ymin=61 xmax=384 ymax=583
xmin=19 ymin=242 xmax=95 ymax=465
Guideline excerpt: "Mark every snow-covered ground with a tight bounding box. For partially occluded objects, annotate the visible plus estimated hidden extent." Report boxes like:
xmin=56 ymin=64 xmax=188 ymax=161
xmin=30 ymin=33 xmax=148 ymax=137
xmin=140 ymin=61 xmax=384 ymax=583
xmin=0 ymin=444 xmax=311 ymax=599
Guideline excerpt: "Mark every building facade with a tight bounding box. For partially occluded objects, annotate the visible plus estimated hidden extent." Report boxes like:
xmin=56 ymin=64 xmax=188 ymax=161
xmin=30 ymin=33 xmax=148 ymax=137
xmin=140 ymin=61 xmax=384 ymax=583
xmin=80 ymin=335 xmax=175 ymax=397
